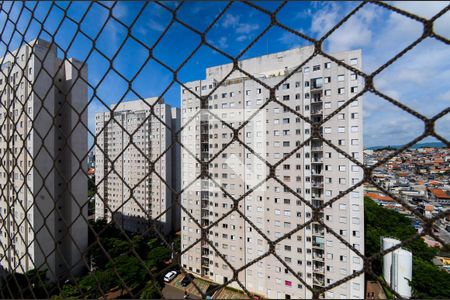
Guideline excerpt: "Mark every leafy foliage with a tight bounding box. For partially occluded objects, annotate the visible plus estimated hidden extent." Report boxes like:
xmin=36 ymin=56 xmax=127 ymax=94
xmin=9 ymin=220 xmax=178 ymax=299
xmin=0 ymin=269 xmax=56 ymax=299
xmin=365 ymin=197 xmax=450 ymax=298
xmin=139 ymin=281 xmax=162 ymax=299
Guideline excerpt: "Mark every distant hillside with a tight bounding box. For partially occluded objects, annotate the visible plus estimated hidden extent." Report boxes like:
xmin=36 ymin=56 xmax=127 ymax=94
xmin=366 ymin=142 xmax=446 ymax=150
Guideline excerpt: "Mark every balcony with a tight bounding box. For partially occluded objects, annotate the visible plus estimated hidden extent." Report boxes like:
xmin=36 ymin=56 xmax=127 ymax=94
xmin=313 ymin=229 xmax=325 ymax=236
xmin=311 ymin=95 xmax=323 ymax=103
xmin=312 ymin=200 xmax=322 ymax=208
xmin=311 ymin=109 xmax=323 ymax=115
xmin=310 ymin=78 xmax=323 ymax=91
xmin=312 ymin=242 xmax=324 ymax=250
xmin=312 ymin=156 xmax=323 ymax=163
xmin=312 ymin=182 xmax=323 ymax=188
xmin=201 ymin=258 xmax=210 ymax=267
xmin=313 ymin=276 xmax=325 ymax=286
xmin=313 ymin=266 xmax=325 ymax=274
xmin=312 ymin=254 xmax=324 ymax=262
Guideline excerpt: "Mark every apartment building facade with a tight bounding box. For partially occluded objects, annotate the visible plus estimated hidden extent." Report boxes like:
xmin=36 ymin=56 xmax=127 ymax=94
xmin=95 ymin=98 xmax=180 ymax=235
xmin=180 ymin=46 xmax=364 ymax=299
xmin=0 ymin=39 xmax=88 ymax=280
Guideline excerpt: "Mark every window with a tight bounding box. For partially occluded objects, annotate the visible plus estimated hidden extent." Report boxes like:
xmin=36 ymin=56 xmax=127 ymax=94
xmin=351 ymin=86 xmax=358 ymax=93
xmin=324 ymin=102 xmax=331 ymax=109
xmin=324 ymin=62 xmax=331 ymax=69
xmin=324 ymin=76 xmax=331 ymax=83
xmin=338 ymin=113 xmax=345 ymax=120
xmin=304 ymin=67 xmax=310 ymax=73
xmin=338 ymin=139 xmax=345 ymax=146
xmin=351 ymin=139 xmax=359 ymax=145
xmin=324 ymin=127 xmax=331 ymax=134
xmin=257 ymin=88 xmax=262 ymax=94
xmin=339 ymin=165 xmax=346 ymax=171
xmin=313 ymin=65 xmax=320 ymax=71
xmin=282 ymin=83 xmax=290 ymax=89
xmin=351 ymin=112 xmax=359 ymax=119
xmin=350 ymin=73 xmax=357 ymax=80
xmin=338 ymin=87 xmax=345 ymax=94
xmin=350 ymin=58 xmax=358 ymax=65
xmin=338 ymin=126 xmax=345 ymax=133
xmin=337 ymin=74 xmax=345 ymax=82
xmin=351 ymin=126 xmax=359 ymax=132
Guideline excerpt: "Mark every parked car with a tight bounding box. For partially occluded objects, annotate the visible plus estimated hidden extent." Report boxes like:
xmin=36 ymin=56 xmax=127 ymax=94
xmin=164 ymin=270 xmax=178 ymax=282
xmin=181 ymin=274 xmax=193 ymax=287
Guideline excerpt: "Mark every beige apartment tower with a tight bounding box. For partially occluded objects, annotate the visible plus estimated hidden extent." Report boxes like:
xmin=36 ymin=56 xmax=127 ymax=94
xmin=95 ymin=98 xmax=180 ymax=235
xmin=0 ymin=39 xmax=88 ymax=281
xmin=180 ymin=46 xmax=364 ymax=299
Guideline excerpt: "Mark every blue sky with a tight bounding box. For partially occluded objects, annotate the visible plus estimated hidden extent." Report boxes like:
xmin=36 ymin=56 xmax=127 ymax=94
xmin=0 ymin=1 xmax=449 ymax=147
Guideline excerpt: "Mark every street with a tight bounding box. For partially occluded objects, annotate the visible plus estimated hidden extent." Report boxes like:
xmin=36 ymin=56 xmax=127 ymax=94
xmin=162 ymin=283 xmax=201 ymax=299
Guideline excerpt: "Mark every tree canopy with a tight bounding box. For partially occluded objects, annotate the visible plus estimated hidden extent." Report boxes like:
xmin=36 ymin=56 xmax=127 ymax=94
xmin=365 ymin=196 xmax=450 ymax=298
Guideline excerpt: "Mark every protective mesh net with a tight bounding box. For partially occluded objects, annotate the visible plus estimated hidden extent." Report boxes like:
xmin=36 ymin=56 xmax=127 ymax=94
xmin=0 ymin=1 xmax=449 ymax=299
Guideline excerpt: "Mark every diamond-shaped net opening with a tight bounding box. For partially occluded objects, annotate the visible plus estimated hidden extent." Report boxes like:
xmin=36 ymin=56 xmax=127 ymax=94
xmin=0 ymin=1 xmax=449 ymax=299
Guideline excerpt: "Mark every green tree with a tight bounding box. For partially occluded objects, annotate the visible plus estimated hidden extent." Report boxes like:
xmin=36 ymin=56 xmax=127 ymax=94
xmin=106 ymin=255 xmax=146 ymax=289
xmin=365 ymin=196 xmax=450 ymax=298
xmin=139 ymin=281 xmax=161 ymax=299
xmin=78 ymin=270 xmax=116 ymax=298
xmin=146 ymin=246 xmax=171 ymax=271
xmin=411 ymin=257 xmax=450 ymax=298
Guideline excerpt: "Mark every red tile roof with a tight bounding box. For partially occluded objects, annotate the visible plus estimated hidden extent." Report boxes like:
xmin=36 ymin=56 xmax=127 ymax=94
xmin=366 ymin=192 xmax=395 ymax=202
xmin=429 ymin=188 xmax=450 ymax=199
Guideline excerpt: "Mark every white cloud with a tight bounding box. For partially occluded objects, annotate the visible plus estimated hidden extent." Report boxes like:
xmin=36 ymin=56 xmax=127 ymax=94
xmin=310 ymin=2 xmax=340 ymax=37
xmin=113 ymin=2 xmax=128 ymax=19
xmin=219 ymin=13 xmax=260 ymax=45
xmin=217 ymin=36 xmax=228 ymax=49
xmin=147 ymin=19 xmax=166 ymax=32
xmin=325 ymin=5 xmax=381 ymax=52
xmin=236 ymin=23 xmax=259 ymax=34
xmin=308 ymin=2 xmax=449 ymax=146
xmin=390 ymin=1 xmax=447 ymax=19
xmin=222 ymin=14 xmax=240 ymax=28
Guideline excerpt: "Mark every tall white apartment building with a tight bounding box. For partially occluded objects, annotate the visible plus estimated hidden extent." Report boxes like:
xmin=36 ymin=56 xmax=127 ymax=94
xmin=95 ymin=98 xmax=180 ymax=235
xmin=0 ymin=39 xmax=88 ymax=280
xmin=180 ymin=46 xmax=364 ymax=299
